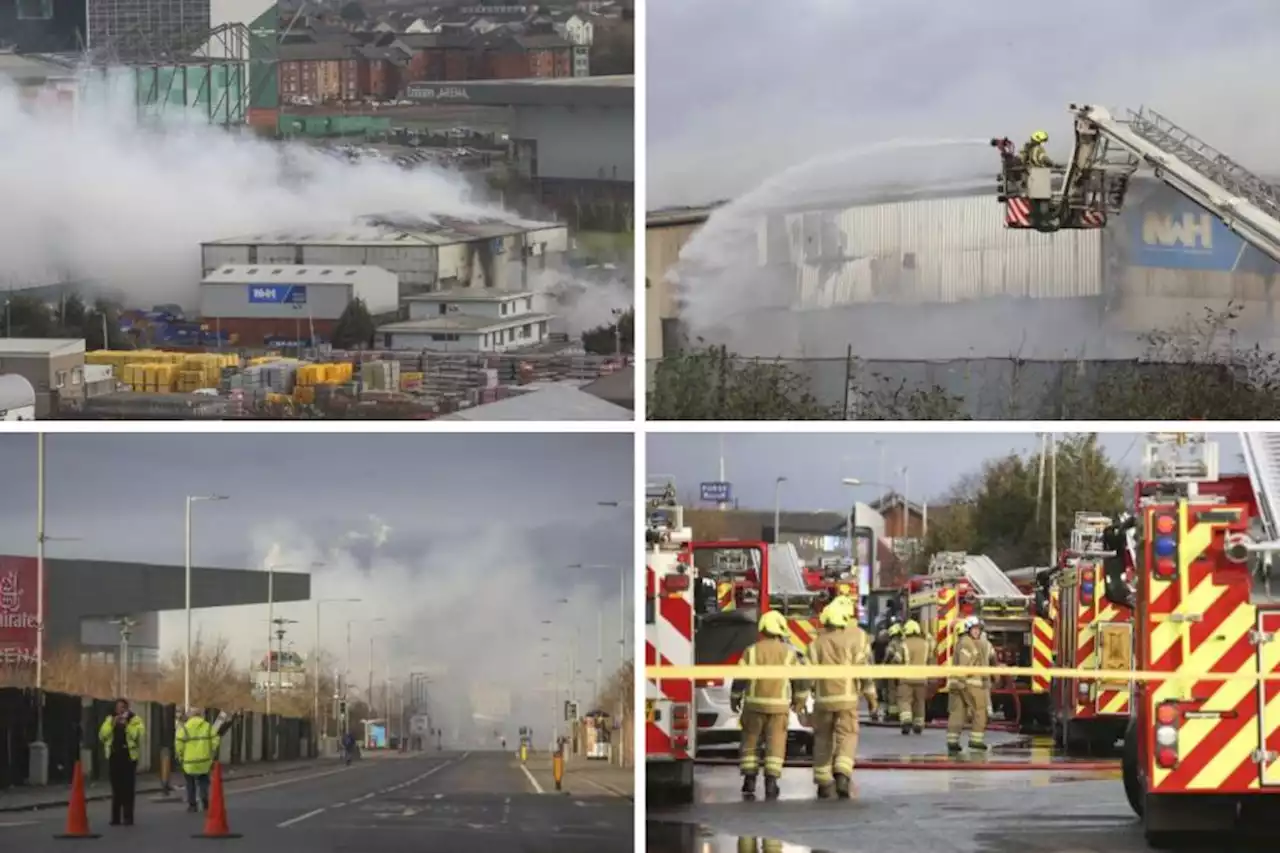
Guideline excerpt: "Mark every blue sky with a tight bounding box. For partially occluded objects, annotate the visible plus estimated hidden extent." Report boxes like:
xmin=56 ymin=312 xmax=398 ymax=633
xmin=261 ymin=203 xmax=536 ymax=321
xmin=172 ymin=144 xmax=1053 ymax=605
xmin=648 ymin=0 xmax=1280 ymax=207
xmin=647 ymin=432 xmax=1244 ymax=511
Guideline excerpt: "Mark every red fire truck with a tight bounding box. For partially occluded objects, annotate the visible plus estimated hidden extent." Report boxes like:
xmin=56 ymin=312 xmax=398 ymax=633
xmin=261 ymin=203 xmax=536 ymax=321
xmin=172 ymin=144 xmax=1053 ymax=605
xmin=1121 ymin=433 xmax=1280 ymax=845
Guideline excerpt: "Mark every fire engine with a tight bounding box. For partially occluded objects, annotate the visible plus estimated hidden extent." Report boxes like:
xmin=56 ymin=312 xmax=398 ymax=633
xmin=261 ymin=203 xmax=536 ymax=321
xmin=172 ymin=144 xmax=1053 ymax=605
xmin=645 ymin=481 xmax=844 ymax=799
xmin=1121 ymin=433 xmax=1280 ymax=846
xmin=902 ymin=552 xmax=1045 ymax=730
xmin=1023 ymin=512 xmax=1137 ymax=754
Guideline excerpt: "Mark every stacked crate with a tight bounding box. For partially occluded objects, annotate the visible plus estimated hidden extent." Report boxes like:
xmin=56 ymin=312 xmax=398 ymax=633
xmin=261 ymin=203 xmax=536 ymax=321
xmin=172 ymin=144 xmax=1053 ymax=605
xmin=87 ymin=350 xmax=241 ymax=394
xmin=293 ymin=362 xmax=355 ymax=404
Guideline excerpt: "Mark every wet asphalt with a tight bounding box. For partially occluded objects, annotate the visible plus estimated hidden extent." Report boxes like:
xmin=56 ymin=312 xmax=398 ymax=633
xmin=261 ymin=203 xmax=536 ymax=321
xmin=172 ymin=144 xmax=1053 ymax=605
xmin=646 ymin=726 xmax=1268 ymax=853
xmin=0 ymin=751 xmax=633 ymax=853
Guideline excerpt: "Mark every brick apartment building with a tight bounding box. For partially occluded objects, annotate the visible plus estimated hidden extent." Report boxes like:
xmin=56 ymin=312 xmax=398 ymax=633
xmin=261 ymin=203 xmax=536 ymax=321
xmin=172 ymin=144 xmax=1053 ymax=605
xmin=278 ymin=26 xmax=574 ymax=104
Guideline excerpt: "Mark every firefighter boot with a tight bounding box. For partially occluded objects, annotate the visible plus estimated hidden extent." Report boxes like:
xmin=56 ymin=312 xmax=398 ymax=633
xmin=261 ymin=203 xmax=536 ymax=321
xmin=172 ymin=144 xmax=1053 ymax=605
xmin=764 ymin=776 xmax=781 ymax=801
xmin=912 ymin=725 xmax=924 ymax=735
xmin=741 ymin=774 xmax=758 ymax=798
xmin=834 ymin=774 xmax=851 ymax=799
xmin=900 ymin=721 xmax=911 ymax=735
xmin=816 ymin=782 xmax=835 ymax=800
xmin=968 ymin=740 xmax=988 ymax=752
xmin=947 ymin=740 xmax=962 ymax=755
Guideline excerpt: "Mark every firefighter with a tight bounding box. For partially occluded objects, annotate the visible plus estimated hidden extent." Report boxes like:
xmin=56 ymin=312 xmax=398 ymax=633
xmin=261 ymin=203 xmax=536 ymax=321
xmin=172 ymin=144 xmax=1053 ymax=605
xmin=805 ymin=597 xmax=877 ymax=799
xmin=894 ymin=619 xmax=929 ymax=735
xmin=947 ymin=616 xmax=998 ymax=753
xmin=1021 ymin=130 xmax=1060 ymax=168
xmin=730 ymin=610 xmax=808 ymax=800
xmin=882 ymin=623 xmax=903 ymax=720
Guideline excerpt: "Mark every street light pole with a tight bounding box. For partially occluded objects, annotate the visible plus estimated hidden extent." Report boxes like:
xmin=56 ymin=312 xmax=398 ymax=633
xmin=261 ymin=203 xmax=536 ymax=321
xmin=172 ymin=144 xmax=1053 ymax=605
xmin=840 ymin=478 xmax=863 ymax=619
xmin=315 ymin=598 xmax=360 ymax=740
xmin=184 ymin=494 xmax=228 ymax=710
xmin=265 ymin=564 xmax=275 ymax=717
xmin=773 ymin=475 xmax=787 ymax=544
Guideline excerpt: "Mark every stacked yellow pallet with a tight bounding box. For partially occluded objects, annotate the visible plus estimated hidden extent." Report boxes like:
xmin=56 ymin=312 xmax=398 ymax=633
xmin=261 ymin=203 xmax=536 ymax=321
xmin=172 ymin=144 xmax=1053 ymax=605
xmin=293 ymin=362 xmax=354 ymax=404
xmin=89 ymin=350 xmax=241 ymax=393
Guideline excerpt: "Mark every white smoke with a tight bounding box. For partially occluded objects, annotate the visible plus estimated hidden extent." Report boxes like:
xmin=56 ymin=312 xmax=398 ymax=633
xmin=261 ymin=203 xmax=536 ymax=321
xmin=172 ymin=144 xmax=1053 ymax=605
xmin=159 ymin=514 xmax=627 ymax=740
xmin=0 ymin=71 xmax=508 ymax=310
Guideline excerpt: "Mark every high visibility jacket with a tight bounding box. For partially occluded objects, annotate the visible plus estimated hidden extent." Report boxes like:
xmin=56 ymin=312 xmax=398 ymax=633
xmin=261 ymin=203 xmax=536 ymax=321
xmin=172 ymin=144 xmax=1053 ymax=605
xmin=730 ymin=636 xmax=806 ymax=712
xmin=99 ymin=714 xmax=145 ymax=762
xmin=950 ymin=633 xmax=997 ymax=689
xmin=176 ymin=715 xmax=221 ymax=776
xmin=806 ymin=625 xmax=876 ymax=711
xmin=894 ymin=635 xmax=931 ymax=684
xmin=1021 ymin=141 xmax=1054 ymax=168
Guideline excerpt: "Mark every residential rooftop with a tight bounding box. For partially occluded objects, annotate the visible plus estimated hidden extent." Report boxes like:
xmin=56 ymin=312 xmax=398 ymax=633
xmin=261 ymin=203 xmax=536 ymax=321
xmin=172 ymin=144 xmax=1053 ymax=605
xmin=377 ymin=313 xmax=555 ymax=333
xmin=403 ymin=289 xmax=534 ymax=302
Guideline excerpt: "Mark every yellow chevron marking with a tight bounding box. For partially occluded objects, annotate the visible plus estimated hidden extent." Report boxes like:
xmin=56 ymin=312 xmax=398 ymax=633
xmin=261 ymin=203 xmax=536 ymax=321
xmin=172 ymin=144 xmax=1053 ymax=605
xmin=1150 ymin=570 xmax=1227 ymax=665
xmin=1185 ymin=649 xmax=1264 ymax=791
xmin=1261 ymin=686 xmax=1280 ymax=787
xmin=1099 ymin=691 xmax=1130 ymax=715
xmin=1260 ymin=620 xmax=1280 ymax=787
xmin=1151 ymin=607 xmax=1256 ymax=789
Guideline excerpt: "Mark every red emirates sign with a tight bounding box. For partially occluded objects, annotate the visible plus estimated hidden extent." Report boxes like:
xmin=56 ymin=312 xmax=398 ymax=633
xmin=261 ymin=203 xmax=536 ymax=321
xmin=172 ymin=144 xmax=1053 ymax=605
xmin=0 ymin=556 xmax=40 ymax=667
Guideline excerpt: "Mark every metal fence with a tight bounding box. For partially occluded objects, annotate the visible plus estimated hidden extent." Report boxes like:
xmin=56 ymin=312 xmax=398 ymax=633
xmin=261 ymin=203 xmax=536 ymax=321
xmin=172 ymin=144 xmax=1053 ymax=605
xmin=0 ymin=688 xmax=313 ymax=789
xmin=647 ymin=354 xmax=1249 ymax=420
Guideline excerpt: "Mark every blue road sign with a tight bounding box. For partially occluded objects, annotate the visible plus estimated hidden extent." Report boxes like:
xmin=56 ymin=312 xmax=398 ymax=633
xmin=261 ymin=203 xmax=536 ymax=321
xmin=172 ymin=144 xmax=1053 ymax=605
xmin=700 ymin=481 xmax=732 ymax=503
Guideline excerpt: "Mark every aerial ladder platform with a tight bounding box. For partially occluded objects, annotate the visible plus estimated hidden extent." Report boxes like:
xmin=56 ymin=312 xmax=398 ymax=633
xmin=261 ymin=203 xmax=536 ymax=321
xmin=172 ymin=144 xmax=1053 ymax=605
xmin=992 ymin=105 xmax=1280 ymax=265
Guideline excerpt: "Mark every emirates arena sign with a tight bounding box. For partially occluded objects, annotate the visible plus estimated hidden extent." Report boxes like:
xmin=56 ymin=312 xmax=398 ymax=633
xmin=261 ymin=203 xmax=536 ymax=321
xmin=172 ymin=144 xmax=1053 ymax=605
xmin=0 ymin=556 xmax=40 ymax=667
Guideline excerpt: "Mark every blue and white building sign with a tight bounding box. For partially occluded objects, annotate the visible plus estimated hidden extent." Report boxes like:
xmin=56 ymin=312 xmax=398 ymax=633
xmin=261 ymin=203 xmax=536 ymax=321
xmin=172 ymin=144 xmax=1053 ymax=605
xmin=248 ymin=285 xmax=307 ymax=305
xmin=700 ymin=481 xmax=732 ymax=503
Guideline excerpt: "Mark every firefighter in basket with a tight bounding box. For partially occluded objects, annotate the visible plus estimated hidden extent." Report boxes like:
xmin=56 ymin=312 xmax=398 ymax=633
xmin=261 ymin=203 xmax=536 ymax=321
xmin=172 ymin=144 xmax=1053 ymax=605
xmin=804 ymin=596 xmax=877 ymax=799
xmin=946 ymin=615 xmax=998 ymax=753
xmin=730 ymin=610 xmax=809 ymax=801
xmin=892 ymin=619 xmax=929 ymax=735
xmin=1021 ymin=130 xmax=1060 ymax=169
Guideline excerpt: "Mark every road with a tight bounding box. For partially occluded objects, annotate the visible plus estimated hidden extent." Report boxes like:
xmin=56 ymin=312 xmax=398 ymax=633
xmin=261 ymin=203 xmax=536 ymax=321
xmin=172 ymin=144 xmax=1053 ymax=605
xmin=646 ymin=727 xmax=1273 ymax=853
xmin=1 ymin=751 xmax=632 ymax=852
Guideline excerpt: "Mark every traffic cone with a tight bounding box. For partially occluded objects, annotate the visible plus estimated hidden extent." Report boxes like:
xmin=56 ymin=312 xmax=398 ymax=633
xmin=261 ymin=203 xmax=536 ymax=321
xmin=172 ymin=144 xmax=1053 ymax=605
xmin=193 ymin=763 xmax=241 ymax=840
xmin=53 ymin=760 xmax=100 ymax=839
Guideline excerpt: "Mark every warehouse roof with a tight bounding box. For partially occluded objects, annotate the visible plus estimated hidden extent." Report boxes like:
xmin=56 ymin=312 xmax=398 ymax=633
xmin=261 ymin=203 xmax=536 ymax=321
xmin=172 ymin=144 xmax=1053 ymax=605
xmin=440 ymin=384 xmax=631 ymax=421
xmin=403 ymin=289 xmax=535 ymax=303
xmin=0 ymin=338 xmax=85 ymax=358
xmin=206 ymin=216 xmax=564 ymax=249
xmin=377 ymin=313 xmax=555 ymax=334
xmin=201 ymin=264 xmax=396 ymax=285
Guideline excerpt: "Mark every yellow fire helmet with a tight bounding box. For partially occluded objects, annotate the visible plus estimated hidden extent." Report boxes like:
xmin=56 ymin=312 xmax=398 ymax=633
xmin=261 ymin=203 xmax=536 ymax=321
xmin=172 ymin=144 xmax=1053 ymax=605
xmin=820 ymin=598 xmax=853 ymax=628
xmin=903 ymin=619 xmax=922 ymax=636
xmin=1031 ymin=130 xmax=1049 ymax=143
xmin=831 ymin=593 xmax=857 ymax=615
xmin=888 ymin=623 xmax=902 ymax=637
xmin=758 ymin=610 xmax=790 ymax=638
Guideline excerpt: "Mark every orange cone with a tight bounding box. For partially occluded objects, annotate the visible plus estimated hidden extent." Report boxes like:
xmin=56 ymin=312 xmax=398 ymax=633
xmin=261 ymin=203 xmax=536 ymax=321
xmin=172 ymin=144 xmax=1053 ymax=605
xmin=193 ymin=763 xmax=241 ymax=839
xmin=53 ymin=760 xmax=100 ymax=839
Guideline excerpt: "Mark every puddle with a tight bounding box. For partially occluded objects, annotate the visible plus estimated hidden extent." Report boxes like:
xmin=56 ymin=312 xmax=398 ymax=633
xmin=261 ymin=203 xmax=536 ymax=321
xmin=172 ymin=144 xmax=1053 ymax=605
xmin=647 ymin=823 xmax=827 ymax=853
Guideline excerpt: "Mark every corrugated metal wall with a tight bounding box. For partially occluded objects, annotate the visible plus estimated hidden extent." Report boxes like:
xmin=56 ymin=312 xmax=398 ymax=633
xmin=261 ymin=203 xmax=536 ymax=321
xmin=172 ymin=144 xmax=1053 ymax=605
xmin=772 ymin=194 xmax=1103 ymax=307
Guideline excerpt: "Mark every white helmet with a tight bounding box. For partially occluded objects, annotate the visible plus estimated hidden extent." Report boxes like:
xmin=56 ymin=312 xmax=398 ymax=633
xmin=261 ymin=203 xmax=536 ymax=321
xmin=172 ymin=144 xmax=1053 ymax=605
xmin=963 ymin=615 xmax=982 ymax=631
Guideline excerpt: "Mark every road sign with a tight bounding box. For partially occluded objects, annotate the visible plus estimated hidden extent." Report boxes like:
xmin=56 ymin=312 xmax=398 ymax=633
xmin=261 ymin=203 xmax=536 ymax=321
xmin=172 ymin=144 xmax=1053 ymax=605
xmin=700 ymin=481 xmax=732 ymax=503
xmin=247 ymin=285 xmax=307 ymax=305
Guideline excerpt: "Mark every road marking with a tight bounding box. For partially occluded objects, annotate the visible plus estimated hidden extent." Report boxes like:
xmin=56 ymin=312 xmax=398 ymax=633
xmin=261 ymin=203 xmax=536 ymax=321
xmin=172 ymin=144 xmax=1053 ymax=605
xmin=502 ymin=796 xmax=510 ymax=825
xmin=0 ymin=821 xmax=37 ymax=828
xmin=519 ymin=763 xmax=544 ymax=794
xmin=231 ymin=766 xmax=351 ymax=795
xmin=277 ymin=807 xmax=326 ymax=828
xmin=577 ymin=775 xmax=631 ymax=798
xmin=277 ymin=757 xmax=458 ymax=829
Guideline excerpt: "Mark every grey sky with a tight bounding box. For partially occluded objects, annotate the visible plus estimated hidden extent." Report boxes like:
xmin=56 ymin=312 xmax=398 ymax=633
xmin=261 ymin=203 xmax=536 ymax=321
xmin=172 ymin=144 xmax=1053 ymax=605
xmin=0 ymin=433 xmax=632 ymax=722
xmin=648 ymin=0 xmax=1280 ymax=208
xmin=647 ymin=432 xmax=1244 ymax=511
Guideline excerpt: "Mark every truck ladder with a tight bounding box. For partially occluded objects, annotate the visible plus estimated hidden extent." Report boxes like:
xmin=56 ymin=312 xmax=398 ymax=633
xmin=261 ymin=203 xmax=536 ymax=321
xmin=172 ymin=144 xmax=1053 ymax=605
xmin=1069 ymin=105 xmax=1280 ymax=264
xmin=1240 ymin=433 xmax=1280 ymax=544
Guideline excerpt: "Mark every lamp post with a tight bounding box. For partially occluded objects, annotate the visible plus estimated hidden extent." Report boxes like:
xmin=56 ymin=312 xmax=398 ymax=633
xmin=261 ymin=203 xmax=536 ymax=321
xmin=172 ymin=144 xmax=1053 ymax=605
xmin=315 ymin=598 xmax=360 ymax=739
xmin=840 ymin=478 xmax=864 ymax=619
xmin=773 ymin=476 xmax=788 ymax=544
xmin=184 ymin=494 xmax=228 ymax=710
xmin=367 ymin=617 xmax=386 ymax=719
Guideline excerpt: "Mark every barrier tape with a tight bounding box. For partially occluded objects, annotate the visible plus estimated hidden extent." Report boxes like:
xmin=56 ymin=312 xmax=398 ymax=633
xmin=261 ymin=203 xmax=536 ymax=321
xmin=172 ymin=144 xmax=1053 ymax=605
xmin=644 ymin=663 xmax=1280 ymax=683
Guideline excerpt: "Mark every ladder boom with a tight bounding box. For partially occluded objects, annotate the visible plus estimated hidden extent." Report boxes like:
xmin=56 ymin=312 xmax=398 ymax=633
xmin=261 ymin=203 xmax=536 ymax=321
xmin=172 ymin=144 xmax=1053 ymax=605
xmin=1071 ymin=104 xmax=1280 ymax=264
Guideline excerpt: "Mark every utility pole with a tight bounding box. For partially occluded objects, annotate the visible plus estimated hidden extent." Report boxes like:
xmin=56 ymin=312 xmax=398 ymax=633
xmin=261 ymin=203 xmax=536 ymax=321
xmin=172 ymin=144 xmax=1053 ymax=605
xmin=30 ymin=433 xmax=48 ymax=786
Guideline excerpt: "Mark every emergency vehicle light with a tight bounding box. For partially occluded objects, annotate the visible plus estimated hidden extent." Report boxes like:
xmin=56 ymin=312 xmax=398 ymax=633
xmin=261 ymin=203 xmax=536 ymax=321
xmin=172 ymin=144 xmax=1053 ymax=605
xmin=1152 ymin=510 xmax=1179 ymax=580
